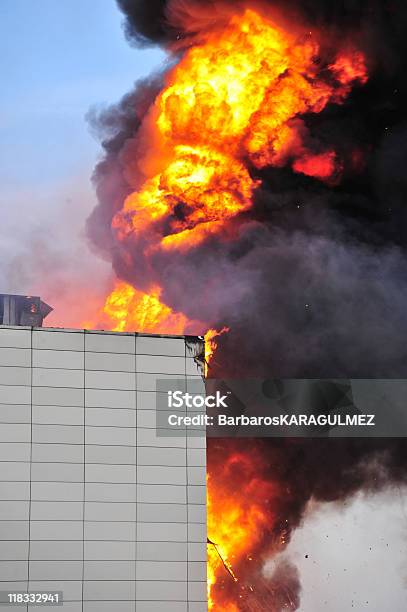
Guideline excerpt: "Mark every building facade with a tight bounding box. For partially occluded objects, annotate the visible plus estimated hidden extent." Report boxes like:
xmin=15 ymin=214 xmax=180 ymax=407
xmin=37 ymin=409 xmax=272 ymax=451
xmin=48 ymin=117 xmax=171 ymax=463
xmin=0 ymin=326 xmax=207 ymax=611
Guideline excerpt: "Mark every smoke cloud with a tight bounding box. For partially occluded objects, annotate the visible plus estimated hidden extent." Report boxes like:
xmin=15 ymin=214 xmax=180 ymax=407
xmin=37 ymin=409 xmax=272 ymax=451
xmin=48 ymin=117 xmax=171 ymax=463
xmin=0 ymin=181 xmax=111 ymax=329
xmin=89 ymin=0 xmax=407 ymax=375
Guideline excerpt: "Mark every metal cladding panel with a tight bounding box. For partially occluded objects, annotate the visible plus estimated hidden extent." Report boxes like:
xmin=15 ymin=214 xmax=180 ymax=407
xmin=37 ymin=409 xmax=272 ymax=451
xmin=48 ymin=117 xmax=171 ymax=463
xmin=0 ymin=327 xmax=207 ymax=609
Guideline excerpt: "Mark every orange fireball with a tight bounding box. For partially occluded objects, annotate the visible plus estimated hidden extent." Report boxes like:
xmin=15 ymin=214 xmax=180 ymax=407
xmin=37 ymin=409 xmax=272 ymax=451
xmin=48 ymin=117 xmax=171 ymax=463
xmin=111 ymin=8 xmax=367 ymax=256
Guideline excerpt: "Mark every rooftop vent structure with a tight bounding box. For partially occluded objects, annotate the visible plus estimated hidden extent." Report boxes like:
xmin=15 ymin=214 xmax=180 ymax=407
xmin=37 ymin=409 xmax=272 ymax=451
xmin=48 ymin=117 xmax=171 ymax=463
xmin=0 ymin=294 xmax=53 ymax=327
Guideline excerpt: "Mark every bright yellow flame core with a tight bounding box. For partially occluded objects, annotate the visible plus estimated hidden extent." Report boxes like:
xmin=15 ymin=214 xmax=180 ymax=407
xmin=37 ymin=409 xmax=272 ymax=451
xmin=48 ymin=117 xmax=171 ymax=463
xmin=112 ymin=9 xmax=367 ymax=252
xmin=102 ymin=282 xmax=189 ymax=334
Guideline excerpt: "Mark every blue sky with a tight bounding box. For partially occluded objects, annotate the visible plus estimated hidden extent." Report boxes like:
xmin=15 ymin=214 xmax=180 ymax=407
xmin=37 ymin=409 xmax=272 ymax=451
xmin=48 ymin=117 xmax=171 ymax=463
xmin=0 ymin=0 xmax=164 ymax=187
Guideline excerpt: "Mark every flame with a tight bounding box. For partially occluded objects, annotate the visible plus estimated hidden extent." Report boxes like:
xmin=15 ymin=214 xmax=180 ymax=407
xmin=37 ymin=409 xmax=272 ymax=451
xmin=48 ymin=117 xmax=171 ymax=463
xmin=205 ymin=327 xmax=230 ymax=375
xmin=81 ymin=281 xmax=191 ymax=334
xmin=207 ymin=449 xmax=279 ymax=610
xmin=87 ymin=7 xmax=369 ymax=610
xmin=111 ymin=9 xmax=367 ymax=258
xmin=329 ymin=51 xmax=368 ymax=89
xmin=87 ymin=280 xmax=220 ymax=347
xmin=101 ymin=281 xmax=189 ymax=334
xmin=293 ymin=150 xmax=341 ymax=182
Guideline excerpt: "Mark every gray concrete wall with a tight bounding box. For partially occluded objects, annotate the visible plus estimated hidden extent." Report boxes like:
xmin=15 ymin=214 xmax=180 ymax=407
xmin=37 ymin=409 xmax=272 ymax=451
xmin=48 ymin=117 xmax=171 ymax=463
xmin=0 ymin=326 xmax=207 ymax=611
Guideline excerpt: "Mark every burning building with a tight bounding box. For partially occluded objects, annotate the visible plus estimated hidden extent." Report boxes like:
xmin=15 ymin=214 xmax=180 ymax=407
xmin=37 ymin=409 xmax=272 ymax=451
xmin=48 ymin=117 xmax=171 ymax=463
xmin=3 ymin=0 xmax=407 ymax=609
xmin=0 ymin=311 xmax=207 ymax=611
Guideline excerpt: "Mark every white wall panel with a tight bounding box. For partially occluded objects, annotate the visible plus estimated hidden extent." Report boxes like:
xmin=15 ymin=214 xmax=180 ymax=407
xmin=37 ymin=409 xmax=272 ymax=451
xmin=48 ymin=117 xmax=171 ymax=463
xmin=0 ymin=327 xmax=207 ymax=609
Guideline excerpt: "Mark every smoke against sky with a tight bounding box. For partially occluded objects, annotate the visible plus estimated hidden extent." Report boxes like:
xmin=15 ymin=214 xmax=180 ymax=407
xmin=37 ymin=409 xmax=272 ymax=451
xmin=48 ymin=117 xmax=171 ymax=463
xmin=0 ymin=179 xmax=113 ymax=328
xmin=276 ymin=491 xmax=407 ymax=611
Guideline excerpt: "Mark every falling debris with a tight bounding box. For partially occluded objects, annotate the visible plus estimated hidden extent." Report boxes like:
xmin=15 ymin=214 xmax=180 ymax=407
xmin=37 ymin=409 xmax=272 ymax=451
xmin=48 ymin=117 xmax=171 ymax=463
xmin=207 ymin=537 xmax=238 ymax=582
